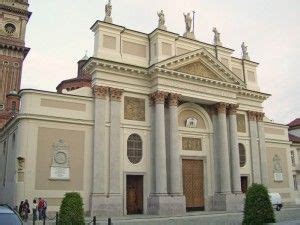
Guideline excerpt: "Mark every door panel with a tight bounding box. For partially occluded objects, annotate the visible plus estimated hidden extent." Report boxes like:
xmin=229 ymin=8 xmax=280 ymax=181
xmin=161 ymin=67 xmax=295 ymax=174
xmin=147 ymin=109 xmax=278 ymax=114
xmin=241 ymin=176 xmax=248 ymax=193
xmin=126 ymin=175 xmax=143 ymax=214
xmin=182 ymin=159 xmax=204 ymax=211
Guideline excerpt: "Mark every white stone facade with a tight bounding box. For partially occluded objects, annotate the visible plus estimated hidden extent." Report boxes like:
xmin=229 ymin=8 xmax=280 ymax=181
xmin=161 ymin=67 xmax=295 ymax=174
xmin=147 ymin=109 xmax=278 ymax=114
xmin=0 ymin=20 xmax=298 ymax=216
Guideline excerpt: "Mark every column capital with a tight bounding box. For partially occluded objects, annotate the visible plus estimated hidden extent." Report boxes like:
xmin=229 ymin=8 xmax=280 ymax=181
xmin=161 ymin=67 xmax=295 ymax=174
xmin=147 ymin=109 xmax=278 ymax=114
xmin=215 ymin=102 xmax=228 ymax=114
xmin=110 ymin=88 xmax=123 ymax=102
xmin=168 ymin=93 xmax=181 ymax=107
xmin=256 ymin=112 xmax=265 ymax=122
xmin=150 ymin=91 xmax=168 ymax=104
xmin=248 ymin=111 xmax=257 ymax=121
xmin=228 ymin=104 xmax=239 ymax=115
xmin=93 ymin=85 xmax=109 ymax=99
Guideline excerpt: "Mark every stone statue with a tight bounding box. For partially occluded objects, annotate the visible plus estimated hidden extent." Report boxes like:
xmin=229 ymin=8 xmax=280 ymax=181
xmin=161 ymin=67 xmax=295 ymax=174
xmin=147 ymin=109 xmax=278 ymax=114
xmin=184 ymin=12 xmax=192 ymax=33
xmin=183 ymin=12 xmax=195 ymax=39
xmin=104 ymin=0 xmax=112 ymax=23
xmin=157 ymin=10 xmax=167 ymax=30
xmin=241 ymin=42 xmax=250 ymax=60
xmin=212 ymin=27 xmax=222 ymax=46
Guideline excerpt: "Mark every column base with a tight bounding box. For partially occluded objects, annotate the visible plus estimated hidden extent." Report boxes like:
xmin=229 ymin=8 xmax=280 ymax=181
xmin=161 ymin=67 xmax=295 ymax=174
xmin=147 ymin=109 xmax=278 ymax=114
xmin=90 ymin=193 xmax=123 ymax=216
xmin=147 ymin=194 xmax=186 ymax=215
xmin=212 ymin=193 xmax=245 ymax=212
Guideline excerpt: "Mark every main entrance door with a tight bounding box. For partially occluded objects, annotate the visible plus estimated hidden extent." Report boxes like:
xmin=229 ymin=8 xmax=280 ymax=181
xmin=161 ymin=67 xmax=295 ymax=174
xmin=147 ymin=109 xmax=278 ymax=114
xmin=126 ymin=175 xmax=143 ymax=214
xmin=182 ymin=159 xmax=204 ymax=211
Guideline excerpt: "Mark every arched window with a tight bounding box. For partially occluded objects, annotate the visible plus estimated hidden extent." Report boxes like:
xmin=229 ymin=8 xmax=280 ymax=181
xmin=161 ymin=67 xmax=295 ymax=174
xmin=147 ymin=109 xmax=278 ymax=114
xmin=127 ymin=134 xmax=142 ymax=164
xmin=239 ymin=143 xmax=246 ymax=167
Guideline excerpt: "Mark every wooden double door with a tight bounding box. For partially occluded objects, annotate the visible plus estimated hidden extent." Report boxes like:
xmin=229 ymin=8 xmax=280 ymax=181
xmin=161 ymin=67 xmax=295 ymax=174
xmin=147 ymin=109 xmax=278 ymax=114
xmin=126 ymin=175 xmax=143 ymax=214
xmin=182 ymin=159 xmax=204 ymax=211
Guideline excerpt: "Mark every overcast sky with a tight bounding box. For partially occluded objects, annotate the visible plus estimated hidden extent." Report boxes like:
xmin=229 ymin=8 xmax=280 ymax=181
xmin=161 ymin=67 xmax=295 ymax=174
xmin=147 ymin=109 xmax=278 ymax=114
xmin=22 ymin=0 xmax=299 ymax=124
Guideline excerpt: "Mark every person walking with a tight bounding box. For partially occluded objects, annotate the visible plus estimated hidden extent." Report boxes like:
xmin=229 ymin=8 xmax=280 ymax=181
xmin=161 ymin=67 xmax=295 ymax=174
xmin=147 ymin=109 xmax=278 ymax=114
xmin=22 ymin=199 xmax=30 ymax=222
xmin=18 ymin=201 xmax=24 ymax=219
xmin=32 ymin=199 xmax=38 ymax=221
xmin=38 ymin=197 xmax=47 ymax=220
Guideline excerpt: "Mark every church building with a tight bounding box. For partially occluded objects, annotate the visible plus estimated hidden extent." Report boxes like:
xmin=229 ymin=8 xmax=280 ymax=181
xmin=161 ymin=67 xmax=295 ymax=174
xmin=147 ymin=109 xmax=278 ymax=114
xmin=0 ymin=1 xmax=299 ymax=216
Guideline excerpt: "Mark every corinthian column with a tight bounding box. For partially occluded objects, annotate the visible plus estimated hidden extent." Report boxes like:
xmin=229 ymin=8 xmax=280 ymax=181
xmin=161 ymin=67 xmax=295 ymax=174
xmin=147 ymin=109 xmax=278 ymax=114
xmin=109 ymin=87 xmax=123 ymax=194
xmin=168 ymin=93 xmax=182 ymax=195
xmin=92 ymin=85 xmax=109 ymax=194
xmin=216 ymin=102 xmax=231 ymax=193
xmin=257 ymin=112 xmax=268 ymax=186
xmin=248 ymin=111 xmax=261 ymax=183
xmin=151 ymin=90 xmax=168 ymax=194
xmin=228 ymin=104 xmax=241 ymax=193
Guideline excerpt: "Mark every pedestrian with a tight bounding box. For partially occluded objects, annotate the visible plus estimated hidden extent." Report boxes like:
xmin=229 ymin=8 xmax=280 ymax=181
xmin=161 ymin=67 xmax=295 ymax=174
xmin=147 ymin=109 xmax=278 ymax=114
xmin=22 ymin=199 xmax=30 ymax=222
xmin=38 ymin=197 xmax=47 ymax=220
xmin=18 ymin=201 xmax=24 ymax=219
xmin=32 ymin=199 xmax=38 ymax=221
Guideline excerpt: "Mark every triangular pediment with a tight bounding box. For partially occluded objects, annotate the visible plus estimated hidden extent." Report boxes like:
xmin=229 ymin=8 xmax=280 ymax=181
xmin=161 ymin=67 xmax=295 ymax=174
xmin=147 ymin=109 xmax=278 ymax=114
xmin=176 ymin=61 xmax=222 ymax=81
xmin=155 ymin=48 xmax=245 ymax=86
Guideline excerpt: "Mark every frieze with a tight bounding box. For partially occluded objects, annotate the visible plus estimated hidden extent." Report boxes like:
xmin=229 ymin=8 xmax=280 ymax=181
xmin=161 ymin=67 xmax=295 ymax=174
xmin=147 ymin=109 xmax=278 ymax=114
xmin=124 ymin=96 xmax=145 ymax=121
xmin=182 ymin=137 xmax=202 ymax=151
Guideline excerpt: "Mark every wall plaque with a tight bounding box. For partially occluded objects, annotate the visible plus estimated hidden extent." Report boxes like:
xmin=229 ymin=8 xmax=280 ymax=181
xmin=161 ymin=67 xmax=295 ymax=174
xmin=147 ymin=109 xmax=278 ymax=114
xmin=273 ymin=154 xmax=283 ymax=182
xmin=237 ymin=114 xmax=246 ymax=133
xmin=182 ymin=137 xmax=202 ymax=151
xmin=49 ymin=139 xmax=70 ymax=180
xmin=124 ymin=96 xmax=145 ymax=121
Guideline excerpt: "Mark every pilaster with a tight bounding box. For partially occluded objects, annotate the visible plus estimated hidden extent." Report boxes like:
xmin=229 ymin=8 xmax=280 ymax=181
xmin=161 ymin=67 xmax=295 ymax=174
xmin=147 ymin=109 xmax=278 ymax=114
xmin=257 ymin=112 xmax=268 ymax=186
xmin=248 ymin=111 xmax=261 ymax=184
xmin=228 ymin=104 xmax=241 ymax=193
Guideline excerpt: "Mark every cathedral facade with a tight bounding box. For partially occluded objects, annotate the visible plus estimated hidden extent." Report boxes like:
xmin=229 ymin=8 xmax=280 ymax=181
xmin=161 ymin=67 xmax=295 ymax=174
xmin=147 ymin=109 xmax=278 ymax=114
xmin=0 ymin=1 xmax=299 ymax=216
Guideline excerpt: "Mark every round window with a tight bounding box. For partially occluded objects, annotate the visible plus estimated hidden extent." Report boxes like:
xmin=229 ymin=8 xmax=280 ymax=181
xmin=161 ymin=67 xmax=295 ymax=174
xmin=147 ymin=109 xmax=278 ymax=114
xmin=127 ymin=134 xmax=142 ymax=164
xmin=5 ymin=23 xmax=16 ymax=34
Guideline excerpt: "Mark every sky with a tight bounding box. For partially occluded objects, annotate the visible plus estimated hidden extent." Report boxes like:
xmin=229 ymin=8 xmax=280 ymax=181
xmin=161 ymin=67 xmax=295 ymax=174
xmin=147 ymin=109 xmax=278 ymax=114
xmin=22 ymin=0 xmax=299 ymax=124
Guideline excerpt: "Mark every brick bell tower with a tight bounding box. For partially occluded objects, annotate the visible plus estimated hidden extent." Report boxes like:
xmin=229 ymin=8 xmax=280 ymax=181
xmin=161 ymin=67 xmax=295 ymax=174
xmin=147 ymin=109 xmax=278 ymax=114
xmin=0 ymin=0 xmax=31 ymax=109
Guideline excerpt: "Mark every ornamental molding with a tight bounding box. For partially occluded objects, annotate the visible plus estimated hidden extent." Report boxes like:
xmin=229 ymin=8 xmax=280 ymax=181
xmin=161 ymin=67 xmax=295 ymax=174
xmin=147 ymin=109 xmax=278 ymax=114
xmin=150 ymin=90 xmax=168 ymax=104
xmin=228 ymin=104 xmax=239 ymax=115
xmin=110 ymin=87 xmax=123 ymax=102
xmin=247 ymin=111 xmax=257 ymax=121
xmin=215 ymin=102 xmax=228 ymax=114
xmin=168 ymin=93 xmax=181 ymax=107
xmin=93 ymin=85 xmax=109 ymax=99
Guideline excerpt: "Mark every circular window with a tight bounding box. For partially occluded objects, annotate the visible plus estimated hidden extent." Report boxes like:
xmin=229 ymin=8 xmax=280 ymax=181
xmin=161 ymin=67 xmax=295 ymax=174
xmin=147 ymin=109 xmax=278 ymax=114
xmin=127 ymin=134 xmax=142 ymax=164
xmin=239 ymin=143 xmax=246 ymax=167
xmin=5 ymin=23 xmax=16 ymax=34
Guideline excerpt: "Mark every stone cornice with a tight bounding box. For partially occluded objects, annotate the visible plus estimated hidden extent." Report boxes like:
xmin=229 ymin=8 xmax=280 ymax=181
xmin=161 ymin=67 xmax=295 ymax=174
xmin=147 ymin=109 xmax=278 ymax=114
xmin=238 ymin=89 xmax=270 ymax=101
xmin=0 ymin=4 xmax=31 ymax=18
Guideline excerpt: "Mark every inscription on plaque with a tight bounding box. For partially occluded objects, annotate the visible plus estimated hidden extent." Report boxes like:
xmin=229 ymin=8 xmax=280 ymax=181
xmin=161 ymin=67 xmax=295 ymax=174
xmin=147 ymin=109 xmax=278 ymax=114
xmin=124 ymin=96 xmax=145 ymax=121
xmin=182 ymin=137 xmax=202 ymax=151
xmin=273 ymin=154 xmax=283 ymax=182
xmin=237 ymin=114 xmax=246 ymax=133
xmin=50 ymin=167 xmax=70 ymax=180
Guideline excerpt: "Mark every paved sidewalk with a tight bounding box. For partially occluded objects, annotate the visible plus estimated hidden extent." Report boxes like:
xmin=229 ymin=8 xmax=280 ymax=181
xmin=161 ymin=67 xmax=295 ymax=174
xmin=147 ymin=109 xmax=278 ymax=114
xmin=23 ymin=207 xmax=300 ymax=225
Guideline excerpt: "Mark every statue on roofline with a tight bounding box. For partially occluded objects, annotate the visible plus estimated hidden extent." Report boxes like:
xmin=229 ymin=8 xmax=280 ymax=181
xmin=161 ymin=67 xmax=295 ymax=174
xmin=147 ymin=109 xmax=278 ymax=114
xmin=183 ymin=12 xmax=195 ymax=39
xmin=183 ymin=12 xmax=192 ymax=33
xmin=104 ymin=0 xmax=112 ymax=23
xmin=241 ymin=42 xmax=250 ymax=60
xmin=212 ymin=27 xmax=222 ymax=46
xmin=157 ymin=10 xmax=167 ymax=30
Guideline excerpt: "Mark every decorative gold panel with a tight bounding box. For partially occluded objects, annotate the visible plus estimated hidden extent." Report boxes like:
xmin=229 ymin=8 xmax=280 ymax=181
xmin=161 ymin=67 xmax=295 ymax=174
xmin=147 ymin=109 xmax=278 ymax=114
xmin=182 ymin=137 xmax=202 ymax=151
xmin=124 ymin=96 xmax=145 ymax=121
xmin=176 ymin=61 xmax=221 ymax=80
xmin=237 ymin=114 xmax=246 ymax=133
